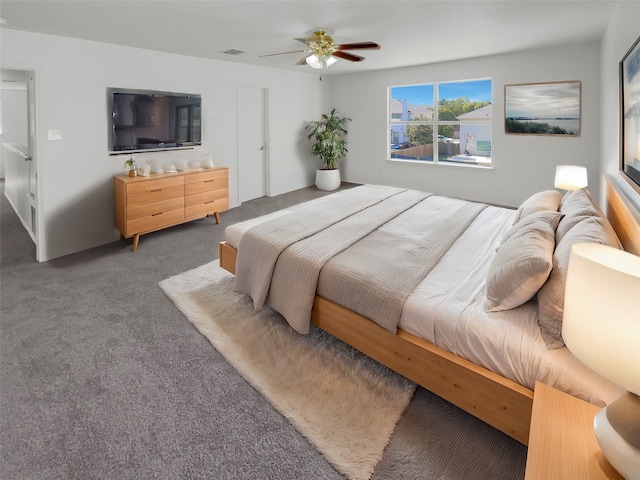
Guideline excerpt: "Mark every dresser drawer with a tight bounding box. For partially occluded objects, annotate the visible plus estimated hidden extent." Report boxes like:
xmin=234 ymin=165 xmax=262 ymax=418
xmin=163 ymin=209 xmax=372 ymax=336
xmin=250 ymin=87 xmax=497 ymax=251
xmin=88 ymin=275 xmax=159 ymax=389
xmin=184 ymin=169 xmax=227 ymax=184
xmin=185 ymin=177 xmax=227 ymax=196
xmin=127 ymin=197 xmax=184 ymax=221
xmin=126 ymin=207 xmax=185 ymax=235
xmin=128 ymin=185 xmax=184 ymax=206
xmin=185 ymin=188 xmax=228 ymax=206
xmin=186 ymin=197 xmax=229 ymax=220
xmin=126 ymin=176 xmax=184 ymax=195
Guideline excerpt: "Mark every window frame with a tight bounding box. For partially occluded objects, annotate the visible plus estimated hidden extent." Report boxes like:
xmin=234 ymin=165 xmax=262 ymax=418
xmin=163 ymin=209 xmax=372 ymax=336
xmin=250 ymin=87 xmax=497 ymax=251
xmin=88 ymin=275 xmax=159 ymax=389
xmin=388 ymin=78 xmax=492 ymax=167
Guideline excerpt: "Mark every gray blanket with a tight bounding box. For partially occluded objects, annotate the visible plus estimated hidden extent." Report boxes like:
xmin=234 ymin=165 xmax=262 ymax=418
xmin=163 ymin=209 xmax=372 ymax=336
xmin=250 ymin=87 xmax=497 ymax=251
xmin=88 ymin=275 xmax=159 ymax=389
xmin=234 ymin=185 xmax=411 ymax=311
xmin=235 ymin=185 xmax=486 ymax=334
xmin=317 ymin=202 xmax=487 ymax=332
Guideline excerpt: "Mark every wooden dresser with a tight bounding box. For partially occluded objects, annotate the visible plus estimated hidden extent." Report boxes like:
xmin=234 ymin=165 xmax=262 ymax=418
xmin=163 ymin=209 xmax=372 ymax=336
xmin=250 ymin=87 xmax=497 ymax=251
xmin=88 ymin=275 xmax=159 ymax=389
xmin=114 ymin=167 xmax=228 ymax=251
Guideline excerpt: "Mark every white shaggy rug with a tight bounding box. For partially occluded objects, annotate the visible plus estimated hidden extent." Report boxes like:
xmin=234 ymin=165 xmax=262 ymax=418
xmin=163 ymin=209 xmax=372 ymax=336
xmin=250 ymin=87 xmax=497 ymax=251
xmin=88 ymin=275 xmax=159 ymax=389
xmin=159 ymin=261 xmax=416 ymax=480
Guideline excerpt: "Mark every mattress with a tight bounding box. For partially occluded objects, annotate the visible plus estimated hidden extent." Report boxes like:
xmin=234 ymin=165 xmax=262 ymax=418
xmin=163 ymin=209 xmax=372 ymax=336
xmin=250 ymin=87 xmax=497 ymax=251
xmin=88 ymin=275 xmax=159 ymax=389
xmin=225 ymin=190 xmax=622 ymax=406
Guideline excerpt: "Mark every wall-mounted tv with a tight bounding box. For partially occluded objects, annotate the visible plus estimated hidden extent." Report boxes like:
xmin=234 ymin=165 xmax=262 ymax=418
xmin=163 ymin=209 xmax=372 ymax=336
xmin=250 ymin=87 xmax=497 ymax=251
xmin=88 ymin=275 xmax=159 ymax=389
xmin=107 ymin=88 xmax=201 ymax=152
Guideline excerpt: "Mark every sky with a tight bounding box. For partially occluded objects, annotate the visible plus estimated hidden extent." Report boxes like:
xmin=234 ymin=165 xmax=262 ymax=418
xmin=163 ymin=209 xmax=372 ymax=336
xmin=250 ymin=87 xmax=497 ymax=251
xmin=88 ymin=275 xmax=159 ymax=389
xmin=390 ymin=79 xmax=492 ymax=106
xmin=505 ymin=81 xmax=581 ymax=118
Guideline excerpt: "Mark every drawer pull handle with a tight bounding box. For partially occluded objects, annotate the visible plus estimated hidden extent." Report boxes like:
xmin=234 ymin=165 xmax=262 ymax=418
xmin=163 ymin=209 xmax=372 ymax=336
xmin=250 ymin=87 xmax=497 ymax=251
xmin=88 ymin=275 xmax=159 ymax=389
xmin=204 ymin=180 xmax=214 ymax=183
xmin=152 ymin=212 xmax=163 ymax=216
xmin=205 ymin=201 xmax=215 ymax=204
xmin=150 ymin=189 xmax=163 ymax=193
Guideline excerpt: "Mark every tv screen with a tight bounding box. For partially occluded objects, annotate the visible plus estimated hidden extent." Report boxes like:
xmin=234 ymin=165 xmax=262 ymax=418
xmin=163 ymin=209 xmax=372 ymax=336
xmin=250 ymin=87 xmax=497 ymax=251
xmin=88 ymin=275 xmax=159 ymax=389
xmin=108 ymin=88 xmax=201 ymax=152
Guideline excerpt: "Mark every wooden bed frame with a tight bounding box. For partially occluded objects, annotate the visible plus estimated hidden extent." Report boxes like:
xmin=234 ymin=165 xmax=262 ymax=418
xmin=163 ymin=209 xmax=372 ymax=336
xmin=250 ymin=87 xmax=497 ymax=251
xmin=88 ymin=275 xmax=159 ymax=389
xmin=218 ymin=177 xmax=640 ymax=446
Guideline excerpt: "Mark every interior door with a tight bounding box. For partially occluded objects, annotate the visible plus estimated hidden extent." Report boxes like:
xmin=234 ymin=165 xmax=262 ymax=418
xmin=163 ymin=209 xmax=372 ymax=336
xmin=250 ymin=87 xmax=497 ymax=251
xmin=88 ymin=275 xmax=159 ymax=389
xmin=238 ymin=85 xmax=268 ymax=203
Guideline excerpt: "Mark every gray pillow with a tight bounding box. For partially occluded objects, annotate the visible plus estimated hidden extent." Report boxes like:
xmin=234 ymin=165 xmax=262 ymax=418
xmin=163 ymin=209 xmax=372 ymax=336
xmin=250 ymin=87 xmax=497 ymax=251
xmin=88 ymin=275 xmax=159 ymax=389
xmin=513 ymin=190 xmax=562 ymax=225
xmin=537 ymin=216 xmax=622 ymax=349
xmin=485 ymin=211 xmax=563 ymax=312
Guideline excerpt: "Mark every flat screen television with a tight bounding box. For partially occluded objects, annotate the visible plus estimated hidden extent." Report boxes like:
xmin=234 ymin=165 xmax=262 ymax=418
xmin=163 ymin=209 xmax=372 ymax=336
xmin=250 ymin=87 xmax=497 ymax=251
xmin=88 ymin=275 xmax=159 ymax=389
xmin=107 ymin=88 xmax=202 ymax=152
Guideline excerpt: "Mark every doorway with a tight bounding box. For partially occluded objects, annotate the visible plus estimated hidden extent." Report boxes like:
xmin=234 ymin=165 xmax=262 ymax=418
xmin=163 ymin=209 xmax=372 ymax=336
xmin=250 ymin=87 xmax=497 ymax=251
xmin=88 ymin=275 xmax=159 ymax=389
xmin=237 ymin=85 xmax=268 ymax=203
xmin=1 ymin=67 xmax=39 ymax=260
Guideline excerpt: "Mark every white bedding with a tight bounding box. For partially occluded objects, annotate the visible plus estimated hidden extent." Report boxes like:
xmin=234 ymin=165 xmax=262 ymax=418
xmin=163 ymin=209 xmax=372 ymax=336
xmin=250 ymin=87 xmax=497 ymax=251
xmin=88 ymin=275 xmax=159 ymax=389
xmin=225 ymin=190 xmax=622 ymax=406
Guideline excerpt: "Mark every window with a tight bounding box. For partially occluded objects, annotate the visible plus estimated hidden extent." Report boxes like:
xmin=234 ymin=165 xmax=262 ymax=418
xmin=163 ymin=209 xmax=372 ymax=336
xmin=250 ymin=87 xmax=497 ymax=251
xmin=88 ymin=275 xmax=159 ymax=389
xmin=389 ymin=79 xmax=492 ymax=166
xmin=176 ymin=104 xmax=201 ymax=143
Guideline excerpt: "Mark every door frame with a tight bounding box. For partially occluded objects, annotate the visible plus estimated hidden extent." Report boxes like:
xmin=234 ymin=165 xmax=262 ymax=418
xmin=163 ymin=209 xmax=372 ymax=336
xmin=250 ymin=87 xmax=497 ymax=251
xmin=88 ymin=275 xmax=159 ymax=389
xmin=2 ymin=62 xmax=42 ymax=261
xmin=236 ymin=84 xmax=270 ymax=203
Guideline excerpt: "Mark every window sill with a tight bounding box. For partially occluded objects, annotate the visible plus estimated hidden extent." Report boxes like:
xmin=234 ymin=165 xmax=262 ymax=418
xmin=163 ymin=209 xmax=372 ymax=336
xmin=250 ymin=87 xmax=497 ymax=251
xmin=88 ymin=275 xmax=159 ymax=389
xmin=387 ymin=157 xmax=493 ymax=170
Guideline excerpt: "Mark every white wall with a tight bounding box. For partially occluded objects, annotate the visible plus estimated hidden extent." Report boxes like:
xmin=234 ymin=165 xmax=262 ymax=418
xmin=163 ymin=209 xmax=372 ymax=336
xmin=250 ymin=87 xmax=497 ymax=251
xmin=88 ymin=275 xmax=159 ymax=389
xmin=331 ymin=42 xmax=602 ymax=208
xmin=1 ymin=29 xmax=329 ymax=261
xmin=600 ymin=0 xmax=640 ymax=215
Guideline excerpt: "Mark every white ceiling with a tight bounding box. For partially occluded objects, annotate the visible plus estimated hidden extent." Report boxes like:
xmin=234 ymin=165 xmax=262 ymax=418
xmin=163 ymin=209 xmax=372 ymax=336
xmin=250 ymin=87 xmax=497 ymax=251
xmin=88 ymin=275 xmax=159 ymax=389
xmin=0 ymin=0 xmax=620 ymax=75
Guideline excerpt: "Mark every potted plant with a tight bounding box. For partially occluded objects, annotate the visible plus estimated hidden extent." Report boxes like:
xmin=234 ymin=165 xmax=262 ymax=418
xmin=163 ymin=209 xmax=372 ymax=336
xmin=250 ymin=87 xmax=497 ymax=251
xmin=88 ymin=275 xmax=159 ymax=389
xmin=124 ymin=155 xmax=137 ymax=177
xmin=306 ymin=108 xmax=351 ymax=191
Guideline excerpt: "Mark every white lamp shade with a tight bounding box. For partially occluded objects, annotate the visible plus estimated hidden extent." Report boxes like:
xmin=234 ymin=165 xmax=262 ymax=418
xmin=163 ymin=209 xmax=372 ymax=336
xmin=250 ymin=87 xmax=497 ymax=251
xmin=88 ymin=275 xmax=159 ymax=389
xmin=305 ymin=53 xmax=337 ymax=69
xmin=324 ymin=55 xmax=337 ymax=68
xmin=562 ymin=243 xmax=640 ymax=395
xmin=554 ymin=165 xmax=588 ymax=190
xmin=306 ymin=54 xmax=322 ymax=69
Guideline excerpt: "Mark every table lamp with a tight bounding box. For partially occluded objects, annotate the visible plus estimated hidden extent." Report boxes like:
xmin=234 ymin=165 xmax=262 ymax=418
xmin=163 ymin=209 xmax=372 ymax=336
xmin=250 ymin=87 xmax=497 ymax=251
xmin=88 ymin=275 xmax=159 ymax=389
xmin=554 ymin=165 xmax=588 ymax=190
xmin=563 ymin=243 xmax=640 ymax=478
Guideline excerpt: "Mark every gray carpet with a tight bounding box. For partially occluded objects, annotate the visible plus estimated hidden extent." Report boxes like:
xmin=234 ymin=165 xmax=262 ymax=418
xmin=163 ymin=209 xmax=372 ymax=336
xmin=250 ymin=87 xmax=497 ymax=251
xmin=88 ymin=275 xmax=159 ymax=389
xmin=0 ymin=179 xmax=527 ymax=479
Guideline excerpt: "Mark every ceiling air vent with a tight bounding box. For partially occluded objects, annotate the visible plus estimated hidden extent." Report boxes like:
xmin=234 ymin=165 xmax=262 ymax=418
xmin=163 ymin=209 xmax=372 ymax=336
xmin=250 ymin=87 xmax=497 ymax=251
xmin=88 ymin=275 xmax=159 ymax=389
xmin=220 ymin=49 xmax=247 ymax=56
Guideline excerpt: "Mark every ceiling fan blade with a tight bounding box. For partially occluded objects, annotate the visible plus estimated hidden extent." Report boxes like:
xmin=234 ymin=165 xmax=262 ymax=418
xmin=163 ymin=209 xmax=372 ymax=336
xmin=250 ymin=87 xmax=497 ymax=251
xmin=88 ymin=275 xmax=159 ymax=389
xmin=259 ymin=50 xmax=309 ymax=58
xmin=296 ymin=54 xmax=312 ymax=66
xmin=335 ymin=42 xmax=381 ymax=51
xmin=332 ymin=51 xmax=365 ymax=62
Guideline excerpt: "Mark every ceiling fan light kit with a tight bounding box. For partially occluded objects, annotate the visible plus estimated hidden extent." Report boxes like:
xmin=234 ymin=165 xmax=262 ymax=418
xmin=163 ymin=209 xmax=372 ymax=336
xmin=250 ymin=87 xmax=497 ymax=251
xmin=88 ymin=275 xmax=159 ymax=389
xmin=262 ymin=30 xmax=380 ymax=70
xmin=306 ymin=53 xmax=337 ymax=69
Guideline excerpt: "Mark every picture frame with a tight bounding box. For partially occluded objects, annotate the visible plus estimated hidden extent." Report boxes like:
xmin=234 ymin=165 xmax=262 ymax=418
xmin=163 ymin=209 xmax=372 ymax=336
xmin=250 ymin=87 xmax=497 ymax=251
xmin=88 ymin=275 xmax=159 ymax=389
xmin=504 ymin=81 xmax=581 ymax=136
xmin=620 ymin=36 xmax=640 ymax=189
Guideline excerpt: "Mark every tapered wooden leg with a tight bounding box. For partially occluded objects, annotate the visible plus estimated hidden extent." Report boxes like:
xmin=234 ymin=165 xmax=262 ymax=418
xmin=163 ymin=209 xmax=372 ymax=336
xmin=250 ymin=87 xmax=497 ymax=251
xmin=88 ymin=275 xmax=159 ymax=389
xmin=214 ymin=211 xmax=221 ymax=224
xmin=132 ymin=234 xmax=140 ymax=252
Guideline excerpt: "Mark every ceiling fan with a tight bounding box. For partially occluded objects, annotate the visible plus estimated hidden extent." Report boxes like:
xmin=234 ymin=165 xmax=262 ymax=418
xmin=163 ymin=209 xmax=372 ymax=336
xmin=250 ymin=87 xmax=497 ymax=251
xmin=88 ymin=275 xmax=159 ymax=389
xmin=260 ymin=30 xmax=381 ymax=69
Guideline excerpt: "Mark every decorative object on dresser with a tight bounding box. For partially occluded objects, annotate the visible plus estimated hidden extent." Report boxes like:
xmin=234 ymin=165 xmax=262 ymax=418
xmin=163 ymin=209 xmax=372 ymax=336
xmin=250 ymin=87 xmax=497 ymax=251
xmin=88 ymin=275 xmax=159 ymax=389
xmin=114 ymin=167 xmax=228 ymax=251
xmin=124 ymin=155 xmax=137 ymax=177
xmin=563 ymin=243 xmax=640 ymax=479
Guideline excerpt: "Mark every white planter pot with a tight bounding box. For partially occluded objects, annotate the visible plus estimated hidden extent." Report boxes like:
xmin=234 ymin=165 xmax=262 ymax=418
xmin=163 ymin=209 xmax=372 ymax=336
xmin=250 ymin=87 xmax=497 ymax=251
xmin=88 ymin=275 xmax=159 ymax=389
xmin=315 ymin=169 xmax=341 ymax=191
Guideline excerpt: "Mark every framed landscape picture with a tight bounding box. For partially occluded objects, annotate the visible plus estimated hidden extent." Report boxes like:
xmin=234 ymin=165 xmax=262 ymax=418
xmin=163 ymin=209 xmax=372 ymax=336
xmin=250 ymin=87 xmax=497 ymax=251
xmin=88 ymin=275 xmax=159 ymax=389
xmin=620 ymin=36 xmax=640 ymax=189
xmin=505 ymin=81 xmax=581 ymax=136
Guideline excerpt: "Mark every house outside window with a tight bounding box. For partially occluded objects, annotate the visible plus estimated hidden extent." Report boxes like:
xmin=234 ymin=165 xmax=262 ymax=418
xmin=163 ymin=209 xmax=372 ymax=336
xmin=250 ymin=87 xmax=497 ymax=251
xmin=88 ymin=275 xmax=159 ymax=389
xmin=389 ymin=79 xmax=492 ymax=166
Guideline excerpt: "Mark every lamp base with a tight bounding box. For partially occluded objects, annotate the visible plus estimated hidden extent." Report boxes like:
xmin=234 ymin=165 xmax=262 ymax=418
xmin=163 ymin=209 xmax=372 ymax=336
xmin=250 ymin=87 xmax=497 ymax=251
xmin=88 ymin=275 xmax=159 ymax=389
xmin=594 ymin=394 xmax=640 ymax=479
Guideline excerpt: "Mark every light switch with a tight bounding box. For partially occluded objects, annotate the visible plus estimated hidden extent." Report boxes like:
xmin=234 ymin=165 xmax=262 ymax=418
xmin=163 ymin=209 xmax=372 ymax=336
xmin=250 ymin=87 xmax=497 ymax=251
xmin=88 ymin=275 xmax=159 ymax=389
xmin=48 ymin=129 xmax=62 ymax=140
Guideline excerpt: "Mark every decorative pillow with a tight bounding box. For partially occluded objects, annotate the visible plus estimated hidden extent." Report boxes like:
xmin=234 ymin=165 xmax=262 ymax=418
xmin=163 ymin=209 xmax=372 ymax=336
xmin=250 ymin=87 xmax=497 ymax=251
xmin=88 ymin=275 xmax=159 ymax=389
xmin=512 ymin=190 xmax=562 ymax=225
xmin=556 ymin=188 xmax=622 ymax=247
xmin=500 ymin=210 xmax=564 ymax=247
xmin=537 ymin=216 xmax=622 ymax=349
xmin=555 ymin=188 xmax=599 ymax=242
xmin=485 ymin=211 xmax=563 ymax=312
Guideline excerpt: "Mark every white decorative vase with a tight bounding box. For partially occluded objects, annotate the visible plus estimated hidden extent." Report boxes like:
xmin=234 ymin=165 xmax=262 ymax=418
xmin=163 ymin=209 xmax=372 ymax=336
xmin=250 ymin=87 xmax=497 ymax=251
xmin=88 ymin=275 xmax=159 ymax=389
xmin=315 ymin=169 xmax=341 ymax=191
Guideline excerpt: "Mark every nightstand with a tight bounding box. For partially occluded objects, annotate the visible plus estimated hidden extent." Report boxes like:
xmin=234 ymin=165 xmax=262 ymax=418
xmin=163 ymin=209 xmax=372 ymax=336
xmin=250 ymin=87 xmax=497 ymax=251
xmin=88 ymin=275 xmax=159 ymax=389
xmin=525 ymin=381 xmax=623 ymax=479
